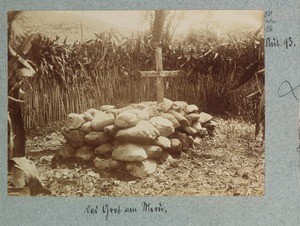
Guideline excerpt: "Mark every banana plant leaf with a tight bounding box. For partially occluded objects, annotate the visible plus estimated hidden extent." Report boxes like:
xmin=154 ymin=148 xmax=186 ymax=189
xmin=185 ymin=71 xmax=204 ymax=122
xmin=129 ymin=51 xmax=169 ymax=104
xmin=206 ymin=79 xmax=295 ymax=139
xmin=10 ymin=157 xmax=51 ymax=196
xmin=230 ymin=61 xmax=260 ymax=92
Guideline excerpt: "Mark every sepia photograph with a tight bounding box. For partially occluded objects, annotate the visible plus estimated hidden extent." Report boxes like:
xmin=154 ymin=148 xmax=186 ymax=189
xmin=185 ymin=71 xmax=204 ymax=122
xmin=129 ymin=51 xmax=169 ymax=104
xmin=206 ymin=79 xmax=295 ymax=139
xmin=7 ymin=10 xmax=264 ymax=196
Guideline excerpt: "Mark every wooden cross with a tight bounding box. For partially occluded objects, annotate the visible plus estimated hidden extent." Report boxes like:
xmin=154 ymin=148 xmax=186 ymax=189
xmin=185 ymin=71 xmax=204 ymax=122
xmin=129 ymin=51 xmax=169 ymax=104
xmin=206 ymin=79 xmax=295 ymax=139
xmin=140 ymin=47 xmax=182 ymax=103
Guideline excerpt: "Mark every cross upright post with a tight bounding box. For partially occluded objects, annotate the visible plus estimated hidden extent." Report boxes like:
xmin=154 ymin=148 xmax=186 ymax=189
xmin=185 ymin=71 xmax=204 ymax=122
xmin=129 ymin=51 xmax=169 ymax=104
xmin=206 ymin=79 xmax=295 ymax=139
xmin=140 ymin=47 xmax=182 ymax=103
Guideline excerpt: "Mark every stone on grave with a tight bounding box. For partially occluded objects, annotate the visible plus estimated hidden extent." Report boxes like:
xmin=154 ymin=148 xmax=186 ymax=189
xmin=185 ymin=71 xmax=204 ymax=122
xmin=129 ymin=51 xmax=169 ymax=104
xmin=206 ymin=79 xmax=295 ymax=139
xmin=103 ymin=124 xmax=119 ymax=137
xmin=160 ymin=113 xmax=181 ymax=128
xmin=178 ymin=108 xmax=187 ymax=116
xmin=158 ymin=151 xmax=173 ymax=164
xmin=171 ymin=101 xmax=188 ymax=110
xmin=106 ymin=108 xmax=122 ymax=118
xmin=95 ymin=143 xmax=114 ymax=155
xmin=198 ymin=112 xmax=213 ymax=124
xmin=170 ymin=138 xmax=182 ymax=153
xmin=136 ymin=102 xmax=148 ymax=110
xmin=61 ymin=127 xmax=86 ymax=148
xmin=99 ymin=105 xmax=116 ymax=112
xmin=184 ymin=114 xmax=193 ymax=126
xmin=137 ymin=110 xmax=150 ymax=121
xmin=126 ymin=109 xmax=149 ymax=121
xmin=158 ymin=98 xmax=173 ymax=113
xmin=192 ymin=121 xmax=202 ymax=132
xmin=82 ymin=112 xmax=94 ymax=121
xmin=86 ymin=108 xmax=99 ymax=116
xmin=185 ymin=104 xmax=199 ymax=114
xmin=81 ymin=121 xmax=92 ymax=133
xmin=149 ymin=116 xmax=174 ymax=137
xmin=65 ymin=113 xmax=85 ymax=130
xmin=91 ymin=111 xmax=114 ymax=131
xmin=115 ymin=121 xmax=159 ymax=144
xmin=184 ymin=126 xmax=198 ymax=136
xmin=114 ymin=111 xmax=139 ymax=128
xmin=171 ymin=131 xmax=191 ymax=151
xmin=188 ymin=113 xmax=201 ymax=121
xmin=153 ymin=136 xmax=171 ymax=150
xmin=142 ymin=106 xmax=161 ymax=118
xmin=143 ymin=145 xmax=163 ymax=159
xmin=169 ymin=110 xmax=189 ymax=127
xmin=112 ymin=143 xmax=148 ymax=162
xmin=84 ymin=131 xmax=112 ymax=146
xmin=126 ymin=160 xmax=157 ymax=178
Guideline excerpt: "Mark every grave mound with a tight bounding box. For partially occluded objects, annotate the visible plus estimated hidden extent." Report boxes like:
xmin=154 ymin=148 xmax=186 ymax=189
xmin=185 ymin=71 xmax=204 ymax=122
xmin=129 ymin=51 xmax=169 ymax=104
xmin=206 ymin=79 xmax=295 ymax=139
xmin=58 ymin=99 xmax=217 ymax=178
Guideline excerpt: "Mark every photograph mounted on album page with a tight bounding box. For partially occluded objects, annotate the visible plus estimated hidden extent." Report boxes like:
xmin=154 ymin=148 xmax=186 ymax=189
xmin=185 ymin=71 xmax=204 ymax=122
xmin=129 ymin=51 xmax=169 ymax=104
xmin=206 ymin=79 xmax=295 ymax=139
xmin=0 ymin=0 xmax=299 ymax=225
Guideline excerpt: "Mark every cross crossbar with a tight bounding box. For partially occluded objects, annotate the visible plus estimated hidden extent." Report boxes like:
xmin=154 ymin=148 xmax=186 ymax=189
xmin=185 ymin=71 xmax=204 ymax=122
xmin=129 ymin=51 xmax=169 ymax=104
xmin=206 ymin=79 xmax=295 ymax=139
xmin=140 ymin=70 xmax=182 ymax=78
xmin=139 ymin=47 xmax=183 ymax=103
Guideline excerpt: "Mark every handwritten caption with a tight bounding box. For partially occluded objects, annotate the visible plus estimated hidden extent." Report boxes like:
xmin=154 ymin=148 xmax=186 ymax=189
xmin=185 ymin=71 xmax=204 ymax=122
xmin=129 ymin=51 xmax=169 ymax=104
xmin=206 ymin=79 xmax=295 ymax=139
xmin=84 ymin=201 xmax=167 ymax=221
xmin=265 ymin=11 xmax=296 ymax=49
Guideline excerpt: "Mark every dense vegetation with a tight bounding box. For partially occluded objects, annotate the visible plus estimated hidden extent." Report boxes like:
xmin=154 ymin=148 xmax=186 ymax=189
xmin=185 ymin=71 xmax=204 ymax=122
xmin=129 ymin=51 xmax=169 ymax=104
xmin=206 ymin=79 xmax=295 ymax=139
xmin=22 ymin=27 xmax=264 ymax=129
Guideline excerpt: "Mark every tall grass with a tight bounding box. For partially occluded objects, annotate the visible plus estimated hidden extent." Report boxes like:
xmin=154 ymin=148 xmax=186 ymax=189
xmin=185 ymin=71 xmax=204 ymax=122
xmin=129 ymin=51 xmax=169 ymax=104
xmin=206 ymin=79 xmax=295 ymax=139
xmin=22 ymin=28 xmax=264 ymax=129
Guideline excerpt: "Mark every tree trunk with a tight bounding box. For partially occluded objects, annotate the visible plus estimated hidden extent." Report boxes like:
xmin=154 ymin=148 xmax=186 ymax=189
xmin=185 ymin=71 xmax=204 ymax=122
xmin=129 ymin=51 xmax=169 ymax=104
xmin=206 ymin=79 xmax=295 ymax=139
xmin=152 ymin=10 xmax=167 ymax=46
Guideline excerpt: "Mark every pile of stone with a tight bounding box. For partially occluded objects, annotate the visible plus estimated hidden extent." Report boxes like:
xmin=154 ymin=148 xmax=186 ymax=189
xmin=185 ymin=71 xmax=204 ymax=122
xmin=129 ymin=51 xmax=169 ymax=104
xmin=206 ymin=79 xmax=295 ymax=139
xmin=58 ymin=99 xmax=216 ymax=178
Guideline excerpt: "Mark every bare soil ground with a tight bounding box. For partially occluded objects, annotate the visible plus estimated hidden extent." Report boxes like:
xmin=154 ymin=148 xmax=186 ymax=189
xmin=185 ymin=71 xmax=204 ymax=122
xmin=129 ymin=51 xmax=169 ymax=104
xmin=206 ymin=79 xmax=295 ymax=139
xmin=23 ymin=117 xmax=264 ymax=197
